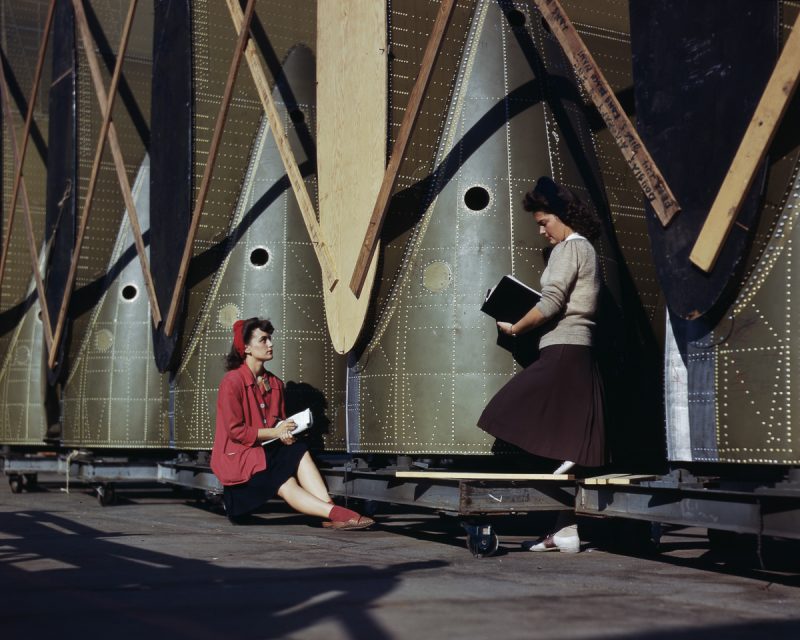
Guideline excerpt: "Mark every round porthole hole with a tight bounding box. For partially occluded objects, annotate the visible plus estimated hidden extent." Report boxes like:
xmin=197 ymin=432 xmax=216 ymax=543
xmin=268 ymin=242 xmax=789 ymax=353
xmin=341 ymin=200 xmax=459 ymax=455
xmin=464 ymin=186 xmax=491 ymax=212
xmin=121 ymin=284 xmax=138 ymax=301
xmin=249 ymin=247 xmax=270 ymax=268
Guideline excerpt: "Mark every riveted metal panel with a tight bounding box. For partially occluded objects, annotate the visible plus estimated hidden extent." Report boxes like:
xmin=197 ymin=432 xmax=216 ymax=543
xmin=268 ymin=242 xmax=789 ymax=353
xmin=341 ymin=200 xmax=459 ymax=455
xmin=62 ymin=157 xmax=169 ymax=448
xmin=172 ymin=44 xmax=346 ymax=451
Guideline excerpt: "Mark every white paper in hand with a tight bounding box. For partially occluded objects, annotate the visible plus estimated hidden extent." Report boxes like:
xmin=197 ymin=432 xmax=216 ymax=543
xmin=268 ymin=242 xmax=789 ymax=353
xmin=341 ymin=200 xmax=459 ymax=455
xmin=263 ymin=408 xmax=313 ymax=445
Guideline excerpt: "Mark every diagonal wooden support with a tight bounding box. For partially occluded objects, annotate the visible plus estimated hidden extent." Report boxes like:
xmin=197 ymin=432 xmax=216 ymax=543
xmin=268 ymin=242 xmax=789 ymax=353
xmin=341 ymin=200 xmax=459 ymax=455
xmin=349 ymin=0 xmax=457 ymax=297
xmin=0 ymin=0 xmax=56 ymax=296
xmin=225 ymin=0 xmax=338 ymax=292
xmin=0 ymin=57 xmax=54 ymax=350
xmin=49 ymin=0 xmax=154 ymax=368
xmin=690 ymin=11 xmax=800 ymax=273
xmin=532 ymin=0 xmax=680 ymax=226
xmin=164 ymin=0 xmax=257 ymax=337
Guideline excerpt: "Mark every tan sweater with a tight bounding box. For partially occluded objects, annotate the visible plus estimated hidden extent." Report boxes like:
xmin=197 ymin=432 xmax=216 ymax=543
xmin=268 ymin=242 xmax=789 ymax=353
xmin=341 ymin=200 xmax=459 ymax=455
xmin=534 ymin=234 xmax=600 ymax=348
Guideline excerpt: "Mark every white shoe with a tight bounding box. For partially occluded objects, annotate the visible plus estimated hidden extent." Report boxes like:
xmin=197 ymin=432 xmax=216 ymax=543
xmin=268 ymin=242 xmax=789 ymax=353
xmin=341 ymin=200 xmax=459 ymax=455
xmin=524 ymin=525 xmax=581 ymax=553
xmin=552 ymin=460 xmax=575 ymax=475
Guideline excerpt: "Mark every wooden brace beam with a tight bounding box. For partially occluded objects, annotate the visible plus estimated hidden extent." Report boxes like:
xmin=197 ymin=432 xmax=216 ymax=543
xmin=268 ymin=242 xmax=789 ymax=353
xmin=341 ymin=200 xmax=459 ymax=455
xmin=164 ymin=0 xmax=257 ymax=337
xmin=50 ymin=0 xmax=151 ymax=369
xmin=349 ymin=0 xmax=458 ymax=297
xmin=225 ymin=0 xmax=338 ymax=292
xmin=0 ymin=0 xmax=56 ymax=296
xmin=532 ymin=0 xmax=681 ymax=226
xmin=690 ymin=12 xmax=800 ymax=273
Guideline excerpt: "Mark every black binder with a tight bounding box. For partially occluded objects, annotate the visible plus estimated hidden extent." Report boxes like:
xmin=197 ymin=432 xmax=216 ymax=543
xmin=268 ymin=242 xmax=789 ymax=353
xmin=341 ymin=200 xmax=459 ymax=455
xmin=481 ymin=275 xmax=541 ymax=322
xmin=481 ymin=275 xmax=542 ymax=367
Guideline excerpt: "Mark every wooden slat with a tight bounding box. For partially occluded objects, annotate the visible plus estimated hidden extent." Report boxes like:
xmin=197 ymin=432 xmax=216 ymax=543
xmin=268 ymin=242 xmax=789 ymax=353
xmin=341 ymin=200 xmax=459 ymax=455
xmin=0 ymin=61 xmax=53 ymax=350
xmin=532 ymin=0 xmax=680 ymax=226
xmin=349 ymin=0 xmax=457 ymax=297
xmin=0 ymin=0 xmax=56 ymax=293
xmin=164 ymin=0 xmax=257 ymax=337
xmin=50 ymin=0 xmax=150 ymax=368
xmin=690 ymin=12 xmax=800 ymax=272
xmin=606 ymin=474 xmax=657 ymax=485
xmin=583 ymin=473 xmax=630 ymax=485
xmin=225 ymin=0 xmax=337 ymax=291
xmin=395 ymin=471 xmax=574 ymax=480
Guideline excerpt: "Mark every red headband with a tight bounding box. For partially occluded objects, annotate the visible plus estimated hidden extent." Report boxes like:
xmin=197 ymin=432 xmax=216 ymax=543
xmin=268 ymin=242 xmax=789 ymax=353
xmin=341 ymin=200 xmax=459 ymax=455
xmin=233 ymin=320 xmax=247 ymax=358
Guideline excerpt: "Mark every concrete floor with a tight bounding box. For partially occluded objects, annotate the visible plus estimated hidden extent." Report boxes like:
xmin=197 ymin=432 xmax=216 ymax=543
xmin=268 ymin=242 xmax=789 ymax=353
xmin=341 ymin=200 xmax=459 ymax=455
xmin=1 ymin=475 xmax=799 ymax=640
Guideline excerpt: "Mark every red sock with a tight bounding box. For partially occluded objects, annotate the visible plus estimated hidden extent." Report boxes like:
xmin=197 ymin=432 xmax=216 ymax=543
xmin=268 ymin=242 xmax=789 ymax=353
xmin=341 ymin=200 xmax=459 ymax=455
xmin=329 ymin=505 xmax=360 ymax=522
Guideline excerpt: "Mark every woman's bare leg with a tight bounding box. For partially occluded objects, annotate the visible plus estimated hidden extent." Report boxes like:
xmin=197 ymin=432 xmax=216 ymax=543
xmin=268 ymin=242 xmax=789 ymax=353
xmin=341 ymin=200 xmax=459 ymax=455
xmin=295 ymin=451 xmax=331 ymax=502
xmin=277 ymin=477 xmax=333 ymax=518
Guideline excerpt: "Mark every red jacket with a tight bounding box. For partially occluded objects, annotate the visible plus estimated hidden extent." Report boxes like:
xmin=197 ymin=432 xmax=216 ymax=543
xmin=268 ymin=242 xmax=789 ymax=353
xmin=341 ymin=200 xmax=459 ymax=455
xmin=210 ymin=365 xmax=286 ymax=486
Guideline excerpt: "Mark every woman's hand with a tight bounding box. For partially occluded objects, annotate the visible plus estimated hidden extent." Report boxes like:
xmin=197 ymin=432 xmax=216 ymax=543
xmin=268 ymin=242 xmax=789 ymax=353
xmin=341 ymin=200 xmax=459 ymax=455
xmin=497 ymin=321 xmax=515 ymax=337
xmin=275 ymin=419 xmax=297 ymax=444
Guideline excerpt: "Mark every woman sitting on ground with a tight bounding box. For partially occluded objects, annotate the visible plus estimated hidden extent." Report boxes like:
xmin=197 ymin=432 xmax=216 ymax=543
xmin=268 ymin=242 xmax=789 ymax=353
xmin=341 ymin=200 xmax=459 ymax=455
xmin=211 ymin=317 xmax=374 ymax=530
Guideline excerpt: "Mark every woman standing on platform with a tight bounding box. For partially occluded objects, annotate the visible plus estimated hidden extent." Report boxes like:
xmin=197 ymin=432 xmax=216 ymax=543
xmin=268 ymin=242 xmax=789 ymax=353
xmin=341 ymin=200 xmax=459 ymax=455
xmin=477 ymin=176 xmax=605 ymax=552
xmin=211 ymin=317 xmax=374 ymax=530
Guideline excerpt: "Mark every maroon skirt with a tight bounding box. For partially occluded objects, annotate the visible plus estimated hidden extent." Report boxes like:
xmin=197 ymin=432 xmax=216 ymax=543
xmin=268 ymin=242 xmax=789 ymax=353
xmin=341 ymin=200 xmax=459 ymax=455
xmin=477 ymin=344 xmax=605 ymax=467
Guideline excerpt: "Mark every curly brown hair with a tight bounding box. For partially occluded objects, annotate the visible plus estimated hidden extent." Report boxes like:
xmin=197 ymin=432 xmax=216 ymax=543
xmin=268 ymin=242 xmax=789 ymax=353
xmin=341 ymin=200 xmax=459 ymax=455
xmin=522 ymin=177 xmax=601 ymax=241
xmin=224 ymin=317 xmax=275 ymax=370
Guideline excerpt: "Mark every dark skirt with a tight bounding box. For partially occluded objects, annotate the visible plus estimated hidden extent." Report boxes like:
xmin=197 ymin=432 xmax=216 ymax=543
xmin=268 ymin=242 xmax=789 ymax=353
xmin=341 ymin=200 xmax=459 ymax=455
xmin=477 ymin=344 xmax=605 ymax=467
xmin=223 ymin=441 xmax=308 ymax=517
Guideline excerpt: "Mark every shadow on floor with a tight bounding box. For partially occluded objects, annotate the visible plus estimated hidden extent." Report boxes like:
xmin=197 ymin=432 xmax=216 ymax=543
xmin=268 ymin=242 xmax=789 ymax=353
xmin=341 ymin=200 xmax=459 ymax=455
xmin=0 ymin=509 xmax=446 ymax=638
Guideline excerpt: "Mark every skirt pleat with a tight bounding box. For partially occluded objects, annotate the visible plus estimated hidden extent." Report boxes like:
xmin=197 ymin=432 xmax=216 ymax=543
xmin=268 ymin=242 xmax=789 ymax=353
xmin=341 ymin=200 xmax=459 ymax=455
xmin=478 ymin=344 xmax=605 ymax=467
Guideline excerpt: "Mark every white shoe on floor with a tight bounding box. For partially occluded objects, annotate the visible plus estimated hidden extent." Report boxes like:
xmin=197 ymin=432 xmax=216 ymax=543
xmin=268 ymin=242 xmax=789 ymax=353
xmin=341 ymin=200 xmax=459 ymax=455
xmin=552 ymin=460 xmax=575 ymax=475
xmin=524 ymin=525 xmax=581 ymax=553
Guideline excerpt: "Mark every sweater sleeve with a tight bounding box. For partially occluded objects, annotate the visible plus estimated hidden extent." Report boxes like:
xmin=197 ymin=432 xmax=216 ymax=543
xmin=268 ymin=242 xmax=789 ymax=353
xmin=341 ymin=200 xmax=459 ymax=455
xmin=533 ymin=241 xmax=580 ymax=320
xmin=217 ymin=376 xmax=259 ymax=447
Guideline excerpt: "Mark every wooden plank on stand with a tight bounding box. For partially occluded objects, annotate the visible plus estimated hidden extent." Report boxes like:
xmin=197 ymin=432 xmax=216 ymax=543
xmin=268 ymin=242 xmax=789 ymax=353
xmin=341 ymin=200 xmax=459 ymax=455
xmin=395 ymin=471 xmax=574 ymax=481
xmin=583 ymin=473 xmax=630 ymax=486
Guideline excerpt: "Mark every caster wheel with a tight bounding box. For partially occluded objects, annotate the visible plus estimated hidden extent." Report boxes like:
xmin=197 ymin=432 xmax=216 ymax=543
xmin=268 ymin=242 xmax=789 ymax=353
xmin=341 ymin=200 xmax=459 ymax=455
xmin=96 ymin=483 xmax=116 ymax=506
xmin=462 ymin=522 xmax=499 ymax=558
xmin=204 ymin=491 xmax=224 ymax=507
xmin=9 ymin=475 xmax=23 ymax=494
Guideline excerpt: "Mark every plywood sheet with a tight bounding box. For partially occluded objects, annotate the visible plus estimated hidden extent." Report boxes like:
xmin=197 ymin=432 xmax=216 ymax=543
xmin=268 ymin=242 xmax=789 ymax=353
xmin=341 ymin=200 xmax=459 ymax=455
xmin=317 ymin=0 xmax=387 ymax=353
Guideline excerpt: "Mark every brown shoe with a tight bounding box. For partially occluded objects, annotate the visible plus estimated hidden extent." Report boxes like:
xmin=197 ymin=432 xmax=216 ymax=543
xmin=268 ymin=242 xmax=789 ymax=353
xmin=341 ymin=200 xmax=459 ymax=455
xmin=322 ymin=515 xmax=375 ymax=530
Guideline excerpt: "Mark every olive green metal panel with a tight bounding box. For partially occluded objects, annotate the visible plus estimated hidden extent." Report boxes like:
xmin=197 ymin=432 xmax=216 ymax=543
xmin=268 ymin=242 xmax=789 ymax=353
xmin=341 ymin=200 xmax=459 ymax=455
xmin=0 ymin=252 xmax=47 ymax=445
xmin=0 ymin=0 xmax=51 ymax=361
xmin=347 ymin=0 xmax=634 ymax=454
xmin=68 ymin=0 xmax=152 ymax=375
xmin=176 ymin=0 xmax=316 ymax=359
xmin=61 ymin=157 xmax=169 ymax=448
xmin=718 ymin=170 xmax=799 ymax=463
xmin=664 ymin=3 xmax=800 ymax=464
xmin=173 ymin=45 xmax=346 ymax=451
xmin=371 ymin=0 xmax=475 ymax=323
